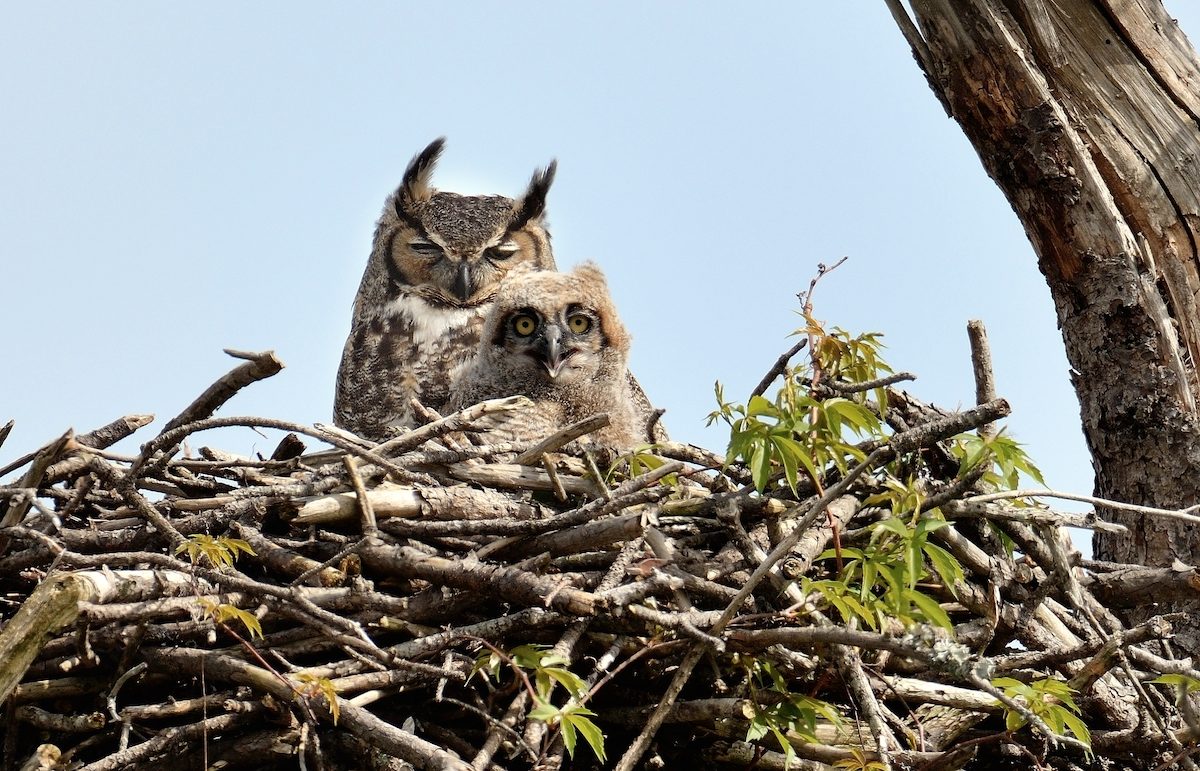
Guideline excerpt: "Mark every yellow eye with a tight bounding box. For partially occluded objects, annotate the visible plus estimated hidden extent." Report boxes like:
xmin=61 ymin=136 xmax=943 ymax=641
xmin=512 ymin=314 xmax=537 ymax=337
xmin=568 ymin=314 xmax=592 ymax=334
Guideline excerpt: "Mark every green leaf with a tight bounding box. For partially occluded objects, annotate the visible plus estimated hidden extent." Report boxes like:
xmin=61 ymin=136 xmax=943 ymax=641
xmin=905 ymin=533 xmax=923 ymax=589
xmin=1042 ymin=705 xmax=1066 ymax=735
xmin=529 ymin=701 xmax=559 ymax=723
xmin=772 ymin=436 xmax=801 ymax=493
xmin=905 ymin=588 xmax=953 ymax=631
xmin=747 ymin=395 xmax=776 ymax=417
xmin=219 ymin=536 xmax=257 ymax=558
xmin=838 ymin=593 xmax=879 ymax=630
xmin=559 ymin=711 xmax=578 ymax=757
xmin=469 ymin=652 xmax=501 ymax=683
xmin=745 ymin=713 xmax=770 ymax=742
xmin=510 ymin=644 xmax=548 ymax=669
xmin=564 ymin=708 xmax=606 ymax=762
xmin=1059 ymin=709 xmax=1092 ymax=746
xmin=770 ymin=725 xmax=798 ymax=764
xmin=859 ymin=560 xmax=877 ymax=603
xmin=1151 ymin=673 xmax=1200 ymax=692
xmin=750 ymin=441 xmax=772 ymax=492
xmin=923 ymin=542 xmax=964 ymax=594
xmin=874 ymin=564 xmax=904 ymax=598
xmin=228 ymin=606 xmax=263 ymax=639
xmin=825 ymin=593 xmax=855 ymax=626
xmin=872 ymin=517 xmax=909 ymax=539
xmin=825 ymin=398 xmax=882 ymax=437
xmin=540 ymin=666 xmax=587 ymax=699
xmin=913 ymin=517 xmax=949 ymax=538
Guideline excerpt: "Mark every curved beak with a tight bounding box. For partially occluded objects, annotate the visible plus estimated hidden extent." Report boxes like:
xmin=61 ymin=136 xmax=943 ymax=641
xmin=452 ymin=262 xmax=473 ymax=302
xmin=538 ymin=326 xmax=567 ymax=378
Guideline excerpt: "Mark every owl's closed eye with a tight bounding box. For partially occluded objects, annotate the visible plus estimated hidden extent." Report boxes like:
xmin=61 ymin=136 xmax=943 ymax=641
xmin=334 ymin=138 xmax=558 ymax=440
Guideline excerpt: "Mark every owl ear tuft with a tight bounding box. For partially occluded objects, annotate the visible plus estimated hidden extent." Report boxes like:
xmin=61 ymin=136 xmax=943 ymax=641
xmin=507 ymin=159 xmax=557 ymax=233
xmin=571 ymin=261 xmax=607 ymax=288
xmin=395 ymin=137 xmax=445 ymax=225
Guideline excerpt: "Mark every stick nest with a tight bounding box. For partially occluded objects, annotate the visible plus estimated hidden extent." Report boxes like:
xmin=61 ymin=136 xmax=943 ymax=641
xmin=0 ymin=349 xmax=1196 ymax=771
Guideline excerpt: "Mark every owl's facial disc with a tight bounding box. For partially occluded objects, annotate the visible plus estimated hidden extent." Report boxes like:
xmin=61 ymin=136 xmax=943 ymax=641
xmin=509 ymin=309 xmax=596 ymax=382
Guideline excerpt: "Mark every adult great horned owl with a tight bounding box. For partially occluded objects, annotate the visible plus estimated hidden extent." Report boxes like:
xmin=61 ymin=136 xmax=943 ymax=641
xmin=448 ymin=263 xmax=651 ymax=450
xmin=334 ymin=138 xmax=558 ymax=439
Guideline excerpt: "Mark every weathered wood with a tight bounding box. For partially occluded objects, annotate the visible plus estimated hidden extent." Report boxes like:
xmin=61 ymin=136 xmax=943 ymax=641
xmin=4 ymin=367 xmax=1197 ymax=768
xmin=0 ymin=570 xmax=200 ymax=703
xmin=291 ymin=483 xmax=541 ymax=525
xmin=897 ymin=0 xmax=1200 ymax=578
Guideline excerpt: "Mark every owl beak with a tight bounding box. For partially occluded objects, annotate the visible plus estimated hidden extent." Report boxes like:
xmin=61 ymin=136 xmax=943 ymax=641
xmin=539 ymin=329 xmax=567 ymax=379
xmin=452 ymin=262 xmax=473 ymax=302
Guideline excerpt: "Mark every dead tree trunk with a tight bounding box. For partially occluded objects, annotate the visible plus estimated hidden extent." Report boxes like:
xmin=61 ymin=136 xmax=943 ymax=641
xmin=890 ymin=0 xmax=1200 ymax=590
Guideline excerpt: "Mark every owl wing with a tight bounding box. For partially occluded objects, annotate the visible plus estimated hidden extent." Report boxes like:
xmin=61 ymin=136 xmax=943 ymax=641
xmin=624 ymin=371 xmax=669 ymax=444
xmin=334 ymin=312 xmax=481 ymax=441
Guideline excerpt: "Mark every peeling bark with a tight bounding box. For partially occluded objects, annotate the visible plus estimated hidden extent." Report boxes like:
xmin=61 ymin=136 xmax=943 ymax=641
xmin=896 ymin=1 xmax=1200 ymax=581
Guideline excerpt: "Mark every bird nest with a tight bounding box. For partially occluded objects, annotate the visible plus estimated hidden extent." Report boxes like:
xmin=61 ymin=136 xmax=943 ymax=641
xmin=1 ymin=343 xmax=1198 ymax=771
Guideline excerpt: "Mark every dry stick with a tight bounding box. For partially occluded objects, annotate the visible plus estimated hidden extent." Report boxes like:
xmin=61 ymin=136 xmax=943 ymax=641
xmin=88 ymin=459 xmax=187 ymax=551
xmin=1 ymin=415 xmax=156 ymax=486
xmin=967 ymin=489 xmax=1200 ymax=526
xmin=994 ymin=617 xmax=1169 ymax=671
xmin=472 ymin=691 xmax=533 ymax=770
xmin=822 ymin=371 xmax=917 ymax=396
xmin=373 ymin=396 xmax=534 ymax=456
xmin=750 ymin=338 xmax=809 ymax=398
xmin=1024 ymin=531 xmax=1152 ymax=734
xmin=655 ymin=441 xmax=730 ymax=471
xmin=72 ymin=711 xmax=246 ymax=771
xmin=585 ymin=452 xmax=612 ymax=501
xmin=147 ymin=349 xmax=284 ymax=464
xmin=229 ymin=523 xmax=348 ymax=588
xmin=342 ymin=455 xmax=377 ymax=538
xmin=1042 ymin=520 xmax=1176 ymax=737
xmin=77 ymin=414 xmax=155 ymax=451
xmin=473 ymin=461 xmax=685 ymax=559
xmin=360 ymin=541 xmax=598 ymax=616
xmin=61 ymin=541 xmax=385 ymax=667
xmin=144 ymin=647 xmax=473 ymax=771
xmin=612 ymin=399 xmax=1010 ymax=771
xmin=883 ymin=0 xmax=934 ymax=82
xmin=302 ymin=608 xmax=564 ymax=683
xmin=837 ymin=644 xmax=898 ymax=771
xmin=0 ymin=430 xmax=69 ymax=481
xmin=966 ymin=320 xmax=998 ymax=438
xmin=798 ymin=257 xmax=850 ymax=398
xmin=612 ymin=449 xmax=886 ymax=771
xmin=518 ymin=532 xmax=646 ymax=760
xmin=161 ymin=349 xmax=283 ymax=436
xmin=14 ymin=704 xmax=103 ymax=733
xmin=512 ymin=413 xmax=610 ymax=465
xmin=130 ymin=415 xmax=428 ymax=484
xmin=728 ymin=627 xmax=989 ymax=666
xmin=0 ymin=430 xmax=72 ymax=531
xmin=285 ymin=539 xmax=363 ymax=588
xmin=0 ymin=420 xmax=13 ymax=455
xmin=541 ymin=454 xmax=569 ymax=501
xmin=941 ymin=499 xmax=1128 ymax=533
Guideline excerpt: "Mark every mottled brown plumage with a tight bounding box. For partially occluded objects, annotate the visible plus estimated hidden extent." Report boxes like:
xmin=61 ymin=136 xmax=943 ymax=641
xmin=334 ymin=138 xmax=557 ymax=439
xmin=449 ymin=263 xmax=651 ymax=450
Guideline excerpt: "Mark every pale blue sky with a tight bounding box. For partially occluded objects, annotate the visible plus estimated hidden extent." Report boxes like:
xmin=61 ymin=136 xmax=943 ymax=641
xmin=5 ymin=4 xmax=1198 ymax=502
